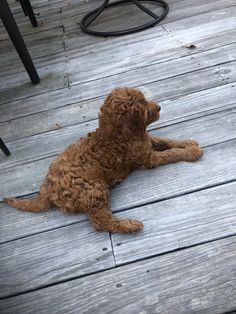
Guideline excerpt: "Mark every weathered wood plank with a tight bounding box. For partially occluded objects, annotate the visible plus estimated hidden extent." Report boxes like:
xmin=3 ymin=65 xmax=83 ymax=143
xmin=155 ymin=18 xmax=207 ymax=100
xmin=0 ymin=222 xmax=114 ymax=298
xmin=67 ymin=25 xmax=236 ymax=83
xmin=110 ymin=139 xmax=236 ymax=211
xmin=0 ymin=36 xmax=65 ymax=77
xmin=0 ymin=63 xmax=68 ymax=104
xmin=64 ymin=3 xmax=236 ymax=52
xmin=0 ymin=87 xmax=74 ymax=122
xmin=0 ymin=201 xmax=84 ymax=244
xmin=0 ymin=7 xmax=62 ymax=41
xmin=0 ymin=51 xmax=66 ymax=78
xmin=0 ymin=0 xmax=235 ymax=311
xmin=69 ymin=41 xmax=236 ymax=86
xmin=0 ymin=82 xmax=235 ymax=144
xmin=1 ymin=59 xmax=233 ymax=126
xmin=145 ymin=60 xmax=236 ymax=99
xmin=0 ymin=27 xmax=63 ymax=55
xmin=1 ymin=98 xmax=236 ymax=171
xmin=0 ymin=236 xmax=235 ymax=313
xmin=68 ymin=59 xmax=236 ymax=104
xmin=0 ymin=138 xmax=236 ymax=242
xmin=150 ymin=105 xmax=236 ymax=144
xmin=112 ymin=182 xmax=236 ymax=264
xmin=6 ymin=0 xmax=64 ymax=12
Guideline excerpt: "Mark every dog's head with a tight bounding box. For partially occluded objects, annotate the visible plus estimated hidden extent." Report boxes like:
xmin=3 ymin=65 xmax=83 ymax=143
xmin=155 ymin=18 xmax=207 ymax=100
xmin=99 ymin=87 xmax=161 ymax=140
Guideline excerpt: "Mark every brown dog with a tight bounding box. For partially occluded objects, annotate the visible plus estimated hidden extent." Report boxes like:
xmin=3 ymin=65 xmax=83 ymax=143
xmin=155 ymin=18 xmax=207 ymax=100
xmin=4 ymin=87 xmax=203 ymax=233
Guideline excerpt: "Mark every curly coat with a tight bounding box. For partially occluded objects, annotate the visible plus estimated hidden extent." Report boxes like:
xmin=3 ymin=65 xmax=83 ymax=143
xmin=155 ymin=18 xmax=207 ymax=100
xmin=4 ymin=87 xmax=203 ymax=233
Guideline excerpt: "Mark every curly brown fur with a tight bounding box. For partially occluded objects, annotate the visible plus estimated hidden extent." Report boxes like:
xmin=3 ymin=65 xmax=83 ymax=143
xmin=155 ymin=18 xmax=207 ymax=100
xmin=4 ymin=87 xmax=203 ymax=233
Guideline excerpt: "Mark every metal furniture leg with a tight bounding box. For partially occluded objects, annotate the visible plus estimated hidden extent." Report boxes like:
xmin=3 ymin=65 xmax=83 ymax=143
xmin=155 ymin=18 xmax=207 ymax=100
xmin=0 ymin=0 xmax=40 ymax=83
xmin=80 ymin=0 xmax=169 ymax=36
xmin=20 ymin=0 xmax=38 ymax=27
xmin=19 ymin=0 xmax=28 ymax=16
xmin=0 ymin=138 xmax=11 ymax=156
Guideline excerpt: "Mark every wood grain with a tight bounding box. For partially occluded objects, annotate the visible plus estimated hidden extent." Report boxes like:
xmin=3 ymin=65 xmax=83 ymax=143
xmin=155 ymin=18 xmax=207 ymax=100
xmin=0 ymin=63 xmax=68 ymax=104
xmin=1 ymin=139 xmax=236 ymax=243
xmin=1 ymin=67 xmax=234 ymax=130
xmin=110 ymin=139 xmax=236 ymax=211
xmin=1 ymin=102 xmax=235 ymax=170
xmin=0 ymin=236 xmax=235 ymax=313
xmin=112 ymin=182 xmax=236 ymax=264
xmin=69 ymin=41 xmax=236 ymax=86
xmin=0 ymin=221 xmax=114 ymax=298
xmin=0 ymin=0 xmax=236 ymax=311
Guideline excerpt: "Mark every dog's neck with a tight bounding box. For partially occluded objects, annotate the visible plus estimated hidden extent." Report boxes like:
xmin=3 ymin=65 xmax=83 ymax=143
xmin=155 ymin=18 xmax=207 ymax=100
xmin=95 ymin=124 xmax=147 ymax=142
xmin=97 ymin=111 xmax=147 ymax=142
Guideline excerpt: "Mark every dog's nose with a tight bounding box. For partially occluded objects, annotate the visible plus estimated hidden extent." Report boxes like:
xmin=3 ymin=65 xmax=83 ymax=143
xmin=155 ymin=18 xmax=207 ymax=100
xmin=157 ymin=105 xmax=161 ymax=112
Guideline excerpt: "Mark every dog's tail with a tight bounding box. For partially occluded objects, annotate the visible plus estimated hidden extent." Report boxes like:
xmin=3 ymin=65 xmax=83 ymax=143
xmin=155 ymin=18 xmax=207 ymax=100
xmin=4 ymin=193 xmax=51 ymax=212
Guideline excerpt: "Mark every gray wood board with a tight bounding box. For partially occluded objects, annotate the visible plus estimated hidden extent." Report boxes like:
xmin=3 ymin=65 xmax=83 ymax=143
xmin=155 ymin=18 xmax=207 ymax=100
xmin=0 ymin=236 xmax=235 ymax=314
xmin=1 ymin=61 xmax=234 ymax=127
xmin=109 ymin=139 xmax=236 ymax=211
xmin=66 ymin=14 xmax=236 ymax=82
xmin=0 ymin=222 xmax=114 ymax=298
xmin=0 ymin=63 xmax=68 ymax=105
xmin=1 ymin=101 xmax=236 ymax=171
xmin=1 ymin=139 xmax=236 ymax=243
xmin=0 ymin=9 xmax=61 ymax=41
xmin=0 ymin=45 xmax=66 ymax=78
xmin=0 ymin=201 xmax=85 ymax=244
xmin=69 ymin=41 xmax=236 ymax=86
xmin=0 ymin=81 xmax=235 ymax=144
xmin=67 ymin=60 xmax=236 ymax=103
xmin=0 ymin=1 xmax=234 ymax=103
xmin=0 ymin=27 xmax=63 ymax=56
xmin=111 ymin=182 xmax=236 ymax=264
xmin=63 ymin=0 xmax=236 ymax=51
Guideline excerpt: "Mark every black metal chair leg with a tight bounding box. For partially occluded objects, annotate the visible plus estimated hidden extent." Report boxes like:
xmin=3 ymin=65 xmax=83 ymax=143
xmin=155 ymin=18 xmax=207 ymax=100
xmin=21 ymin=0 xmax=38 ymax=27
xmin=19 ymin=0 xmax=28 ymax=17
xmin=0 ymin=138 xmax=11 ymax=156
xmin=0 ymin=0 xmax=40 ymax=84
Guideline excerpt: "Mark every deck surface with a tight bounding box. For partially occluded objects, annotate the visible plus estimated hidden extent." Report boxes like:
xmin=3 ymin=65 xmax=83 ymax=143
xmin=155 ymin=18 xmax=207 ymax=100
xmin=0 ymin=0 xmax=236 ymax=313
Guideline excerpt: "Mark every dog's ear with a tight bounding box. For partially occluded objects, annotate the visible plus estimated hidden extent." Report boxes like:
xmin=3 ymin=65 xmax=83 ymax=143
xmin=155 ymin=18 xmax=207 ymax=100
xmin=119 ymin=108 xmax=146 ymax=140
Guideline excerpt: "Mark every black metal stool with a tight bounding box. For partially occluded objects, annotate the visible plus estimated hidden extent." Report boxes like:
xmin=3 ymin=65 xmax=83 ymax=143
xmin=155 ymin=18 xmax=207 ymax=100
xmin=0 ymin=138 xmax=11 ymax=156
xmin=80 ymin=0 xmax=169 ymax=36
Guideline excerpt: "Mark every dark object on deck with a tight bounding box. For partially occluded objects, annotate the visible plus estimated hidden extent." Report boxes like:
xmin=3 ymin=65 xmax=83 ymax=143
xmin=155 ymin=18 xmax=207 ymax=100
xmin=18 ymin=0 xmax=38 ymax=27
xmin=0 ymin=0 xmax=40 ymax=84
xmin=80 ymin=0 xmax=169 ymax=37
xmin=0 ymin=138 xmax=11 ymax=156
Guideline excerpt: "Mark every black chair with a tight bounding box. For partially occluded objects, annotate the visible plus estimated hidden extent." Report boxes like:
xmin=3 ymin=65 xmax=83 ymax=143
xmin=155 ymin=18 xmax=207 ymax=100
xmin=80 ymin=0 xmax=169 ymax=37
xmin=0 ymin=138 xmax=11 ymax=156
xmin=0 ymin=0 xmax=40 ymax=83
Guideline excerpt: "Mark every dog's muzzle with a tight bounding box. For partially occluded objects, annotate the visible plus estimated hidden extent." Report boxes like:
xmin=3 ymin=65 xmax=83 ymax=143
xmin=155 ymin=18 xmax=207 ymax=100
xmin=147 ymin=102 xmax=161 ymax=124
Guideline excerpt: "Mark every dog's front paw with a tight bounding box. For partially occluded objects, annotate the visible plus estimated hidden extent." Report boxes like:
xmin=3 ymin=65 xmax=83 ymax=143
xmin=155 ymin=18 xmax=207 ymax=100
xmin=184 ymin=146 xmax=204 ymax=162
xmin=178 ymin=139 xmax=199 ymax=148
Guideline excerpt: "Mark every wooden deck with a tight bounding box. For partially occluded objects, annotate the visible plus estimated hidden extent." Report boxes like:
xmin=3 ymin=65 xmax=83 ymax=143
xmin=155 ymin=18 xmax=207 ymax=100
xmin=0 ymin=0 xmax=236 ymax=312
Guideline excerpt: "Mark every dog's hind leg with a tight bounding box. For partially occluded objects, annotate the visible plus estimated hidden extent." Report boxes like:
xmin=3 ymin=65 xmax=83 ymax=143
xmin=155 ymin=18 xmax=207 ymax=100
xmin=87 ymin=205 xmax=143 ymax=233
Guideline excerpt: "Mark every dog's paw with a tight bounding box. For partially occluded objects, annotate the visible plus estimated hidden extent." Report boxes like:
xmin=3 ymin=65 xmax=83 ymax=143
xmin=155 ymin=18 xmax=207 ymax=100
xmin=124 ymin=219 xmax=144 ymax=233
xmin=178 ymin=139 xmax=199 ymax=148
xmin=184 ymin=146 xmax=204 ymax=162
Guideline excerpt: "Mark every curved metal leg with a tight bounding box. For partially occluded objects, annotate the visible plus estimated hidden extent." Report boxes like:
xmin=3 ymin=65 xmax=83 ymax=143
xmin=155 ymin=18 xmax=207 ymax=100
xmin=80 ymin=0 xmax=169 ymax=37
